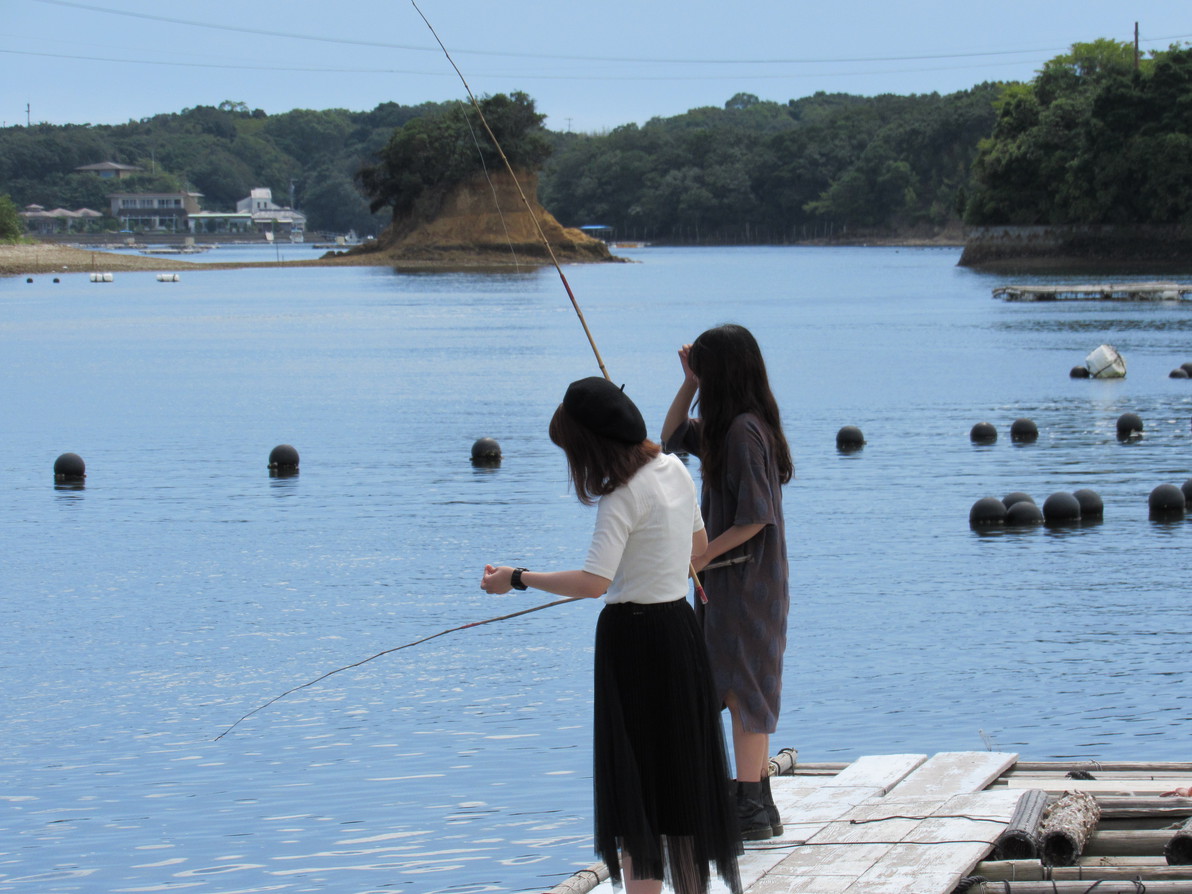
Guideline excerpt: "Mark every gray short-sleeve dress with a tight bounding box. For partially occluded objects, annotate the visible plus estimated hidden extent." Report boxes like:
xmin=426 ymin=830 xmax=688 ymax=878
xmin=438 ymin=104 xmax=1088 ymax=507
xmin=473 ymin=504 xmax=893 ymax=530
xmin=671 ymin=413 xmax=789 ymax=735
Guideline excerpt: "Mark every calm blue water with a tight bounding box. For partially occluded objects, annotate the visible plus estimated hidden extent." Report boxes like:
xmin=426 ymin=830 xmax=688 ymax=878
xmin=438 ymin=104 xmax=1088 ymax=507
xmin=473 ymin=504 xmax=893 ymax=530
xmin=2 ymin=246 xmax=1191 ymax=893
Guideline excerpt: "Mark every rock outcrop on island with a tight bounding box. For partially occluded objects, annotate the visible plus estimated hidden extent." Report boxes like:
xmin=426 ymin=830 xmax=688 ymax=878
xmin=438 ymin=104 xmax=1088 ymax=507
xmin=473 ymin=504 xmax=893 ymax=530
xmin=345 ymin=168 xmax=617 ymax=267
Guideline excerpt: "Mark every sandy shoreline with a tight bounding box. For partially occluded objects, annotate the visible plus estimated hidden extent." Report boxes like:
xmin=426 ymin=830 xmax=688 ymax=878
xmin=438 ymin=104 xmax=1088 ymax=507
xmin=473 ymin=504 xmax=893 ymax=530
xmin=0 ymin=241 xmax=633 ymax=276
xmin=0 ymin=242 xmax=387 ymax=276
xmin=2 ymin=238 xmax=970 ymax=278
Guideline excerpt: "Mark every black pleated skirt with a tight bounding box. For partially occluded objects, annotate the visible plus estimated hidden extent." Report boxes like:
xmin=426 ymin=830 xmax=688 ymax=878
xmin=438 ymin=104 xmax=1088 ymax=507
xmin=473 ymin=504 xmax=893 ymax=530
xmin=593 ymin=598 xmax=742 ymax=894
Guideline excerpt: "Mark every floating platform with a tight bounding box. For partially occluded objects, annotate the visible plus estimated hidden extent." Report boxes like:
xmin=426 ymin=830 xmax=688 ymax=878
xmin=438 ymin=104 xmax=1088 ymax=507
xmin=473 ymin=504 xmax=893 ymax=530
xmin=993 ymin=282 xmax=1192 ymax=302
xmin=550 ymin=751 xmax=1192 ymax=894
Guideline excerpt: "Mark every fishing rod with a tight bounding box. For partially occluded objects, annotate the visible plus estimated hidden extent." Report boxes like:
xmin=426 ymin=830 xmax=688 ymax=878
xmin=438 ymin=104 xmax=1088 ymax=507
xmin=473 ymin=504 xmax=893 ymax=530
xmin=410 ymin=0 xmax=608 ymax=383
xmin=409 ymin=0 xmax=708 ymax=605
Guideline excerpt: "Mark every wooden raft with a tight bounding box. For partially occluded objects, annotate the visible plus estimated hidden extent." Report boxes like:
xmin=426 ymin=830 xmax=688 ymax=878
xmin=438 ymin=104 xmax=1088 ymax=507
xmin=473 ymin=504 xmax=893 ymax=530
xmin=569 ymin=751 xmax=1023 ymax=894
xmin=555 ymin=754 xmax=1192 ymax=894
xmin=992 ymin=282 xmax=1192 ymax=302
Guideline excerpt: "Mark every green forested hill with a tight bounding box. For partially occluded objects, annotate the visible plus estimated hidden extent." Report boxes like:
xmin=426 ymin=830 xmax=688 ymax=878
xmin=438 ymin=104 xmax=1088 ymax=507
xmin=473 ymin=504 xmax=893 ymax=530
xmin=541 ymin=86 xmax=1002 ymax=242
xmin=0 ymin=100 xmax=453 ymax=237
xmin=1 ymin=88 xmax=1004 ymax=241
xmin=965 ymin=41 xmax=1192 ymax=226
xmin=8 ymin=40 xmax=1189 ymax=244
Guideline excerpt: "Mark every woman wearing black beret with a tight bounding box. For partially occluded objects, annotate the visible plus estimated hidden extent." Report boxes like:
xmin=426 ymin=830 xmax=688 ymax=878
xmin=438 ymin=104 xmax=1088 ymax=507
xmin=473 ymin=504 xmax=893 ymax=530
xmin=482 ymin=376 xmax=741 ymax=894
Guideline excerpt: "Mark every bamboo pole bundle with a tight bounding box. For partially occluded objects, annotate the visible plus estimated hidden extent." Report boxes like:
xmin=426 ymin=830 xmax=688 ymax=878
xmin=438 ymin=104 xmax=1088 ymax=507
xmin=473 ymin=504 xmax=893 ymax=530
xmin=1041 ymin=791 xmax=1101 ymax=865
xmin=1085 ymin=829 xmax=1191 ymax=856
xmin=964 ymin=881 xmax=1192 ymax=893
xmin=994 ymin=789 xmax=1048 ymax=860
xmin=545 ymin=863 xmax=608 ymax=894
xmin=1010 ymin=762 xmax=1192 ymax=773
xmin=1098 ymin=795 xmax=1192 ymax=820
xmin=973 ymin=858 xmax=1192 ymax=882
xmin=768 ymin=746 xmax=799 ymax=777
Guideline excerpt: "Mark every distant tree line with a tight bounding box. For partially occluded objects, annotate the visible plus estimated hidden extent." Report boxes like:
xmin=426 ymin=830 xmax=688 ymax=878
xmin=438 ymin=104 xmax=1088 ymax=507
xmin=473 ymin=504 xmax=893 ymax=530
xmin=5 ymin=39 xmax=1191 ymax=243
xmin=964 ymin=41 xmax=1192 ymax=226
xmin=540 ymin=86 xmax=1002 ymax=243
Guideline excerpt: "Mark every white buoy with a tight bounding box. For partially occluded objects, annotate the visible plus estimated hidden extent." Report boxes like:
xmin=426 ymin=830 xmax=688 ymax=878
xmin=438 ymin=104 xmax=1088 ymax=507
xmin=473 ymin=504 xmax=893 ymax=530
xmin=1085 ymin=344 xmax=1126 ymax=378
xmin=156 ymin=273 xmax=181 ymax=282
xmin=90 ymin=272 xmax=114 ymax=283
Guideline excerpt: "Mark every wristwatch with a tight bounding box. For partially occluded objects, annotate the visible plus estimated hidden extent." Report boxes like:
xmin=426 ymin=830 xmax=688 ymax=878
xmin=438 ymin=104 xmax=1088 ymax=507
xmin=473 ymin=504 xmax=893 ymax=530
xmin=511 ymin=567 xmax=529 ymax=590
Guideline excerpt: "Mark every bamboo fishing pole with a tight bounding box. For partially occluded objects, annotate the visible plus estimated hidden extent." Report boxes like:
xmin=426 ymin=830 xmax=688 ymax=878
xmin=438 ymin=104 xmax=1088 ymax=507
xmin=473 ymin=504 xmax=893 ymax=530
xmin=410 ymin=0 xmax=708 ymax=605
xmin=410 ymin=0 xmax=608 ymax=383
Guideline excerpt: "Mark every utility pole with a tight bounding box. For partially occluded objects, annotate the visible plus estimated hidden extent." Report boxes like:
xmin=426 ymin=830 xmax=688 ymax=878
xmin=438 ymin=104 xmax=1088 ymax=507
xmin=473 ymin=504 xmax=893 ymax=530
xmin=26 ymin=102 xmax=30 ymax=126
xmin=1134 ymin=22 xmax=1140 ymax=72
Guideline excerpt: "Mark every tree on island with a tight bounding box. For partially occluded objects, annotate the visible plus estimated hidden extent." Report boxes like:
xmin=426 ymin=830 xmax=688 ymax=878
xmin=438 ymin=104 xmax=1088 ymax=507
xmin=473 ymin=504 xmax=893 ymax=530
xmin=964 ymin=41 xmax=1192 ymax=226
xmin=359 ymin=91 xmax=552 ymax=221
xmin=0 ymin=194 xmax=24 ymax=241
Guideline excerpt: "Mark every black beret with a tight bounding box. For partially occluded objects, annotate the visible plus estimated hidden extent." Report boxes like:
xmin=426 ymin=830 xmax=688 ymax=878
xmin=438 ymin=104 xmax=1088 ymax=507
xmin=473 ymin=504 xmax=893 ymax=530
xmin=562 ymin=377 xmax=647 ymax=444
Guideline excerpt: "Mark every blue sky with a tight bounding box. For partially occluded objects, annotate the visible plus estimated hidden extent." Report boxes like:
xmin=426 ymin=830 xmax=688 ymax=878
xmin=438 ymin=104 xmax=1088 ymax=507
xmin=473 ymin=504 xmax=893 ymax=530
xmin=4 ymin=0 xmax=1190 ymax=133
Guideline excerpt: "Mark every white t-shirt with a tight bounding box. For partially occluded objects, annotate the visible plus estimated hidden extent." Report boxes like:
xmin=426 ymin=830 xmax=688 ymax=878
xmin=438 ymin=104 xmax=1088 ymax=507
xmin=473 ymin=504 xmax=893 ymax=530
xmin=583 ymin=453 xmax=705 ymax=604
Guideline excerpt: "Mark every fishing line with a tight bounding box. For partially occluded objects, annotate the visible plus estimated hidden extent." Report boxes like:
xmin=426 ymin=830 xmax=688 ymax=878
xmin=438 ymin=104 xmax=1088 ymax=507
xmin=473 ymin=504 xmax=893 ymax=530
xmin=214 ymin=597 xmax=578 ymax=740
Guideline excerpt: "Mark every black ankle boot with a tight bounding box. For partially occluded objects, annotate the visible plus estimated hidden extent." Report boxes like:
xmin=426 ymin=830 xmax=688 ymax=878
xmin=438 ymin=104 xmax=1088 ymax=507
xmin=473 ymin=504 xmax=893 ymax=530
xmin=761 ymin=775 xmax=783 ymax=837
xmin=736 ymin=780 xmax=773 ymax=841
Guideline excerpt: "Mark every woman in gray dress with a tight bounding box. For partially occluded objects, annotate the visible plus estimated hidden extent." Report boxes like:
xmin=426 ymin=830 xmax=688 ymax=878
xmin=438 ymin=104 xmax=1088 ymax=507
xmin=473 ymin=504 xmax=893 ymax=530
xmin=662 ymin=323 xmax=793 ymax=841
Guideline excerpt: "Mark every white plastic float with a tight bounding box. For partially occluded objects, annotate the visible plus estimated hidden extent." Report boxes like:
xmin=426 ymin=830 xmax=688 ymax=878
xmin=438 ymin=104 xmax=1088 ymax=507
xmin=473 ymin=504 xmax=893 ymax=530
xmin=1085 ymin=344 xmax=1126 ymax=378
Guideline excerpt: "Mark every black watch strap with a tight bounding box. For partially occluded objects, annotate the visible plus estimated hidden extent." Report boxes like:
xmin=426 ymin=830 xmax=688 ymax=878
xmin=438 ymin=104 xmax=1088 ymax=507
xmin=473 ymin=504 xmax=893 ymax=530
xmin=511 ymin=567 xmax=529 ymax=590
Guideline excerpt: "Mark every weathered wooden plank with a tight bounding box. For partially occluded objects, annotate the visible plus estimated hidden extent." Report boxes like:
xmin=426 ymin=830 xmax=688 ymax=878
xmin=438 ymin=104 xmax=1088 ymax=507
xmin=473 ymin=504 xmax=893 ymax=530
xmin=884 ymin=752 xmax=1018 ymax=801
xmin=764 ymin=787 xmax=1025 ymax=893
xmin=848 ymin=792 xmax=1025 ymax=893
xmin=826 ymin=754 xmax=927 ymax=793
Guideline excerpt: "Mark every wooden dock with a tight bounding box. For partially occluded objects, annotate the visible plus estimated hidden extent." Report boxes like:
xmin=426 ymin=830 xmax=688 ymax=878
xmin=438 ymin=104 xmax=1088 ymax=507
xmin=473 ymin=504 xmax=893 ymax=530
xmin=548 ymin=752 xmax=1192 ymax=894
xmin=993 ymin=282 xmax=1192 ymax=301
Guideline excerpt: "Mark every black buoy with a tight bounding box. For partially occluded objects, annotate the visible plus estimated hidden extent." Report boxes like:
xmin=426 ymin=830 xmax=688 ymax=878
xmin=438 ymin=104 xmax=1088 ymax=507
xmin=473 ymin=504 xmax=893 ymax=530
xmin=969 ymin=496 xmax=1007 ymax=527
xmin=268 ymin=444 xmax=300 ymax=475
xmin=26 ymin=277 xmax=33 ymax=283
xmin=53 ymin=277 xmax=60 ymax=283
xmin=53 ymin=452 xmax=86 ymax=481
xmin=1010 ymin=418 xmax=1039 ymax=443
xmin=1072 ymin=488 xmax=1104 ymax=519
xmin=1116 ymin=412 xmax=1143 ymax=440
xmin=471 ymin=437 xmax=502 ymax=466
xmin=835 ymin=425 xmax=865 ymax=451
xmin=1070 ymin=365 xmax=1090 ymax=379
xmin=1182 ymin=478 xmax=1192 ymax=505
xmin=1148 ymin=483 xmax=1186 ymax=516
xmin=1005 ymin=500 xmax=1044 ymax=526
xmin=1182 ymin=361 xmax=1192 ymax=376
xmin=1170 ymin=368 xmax=1190 ymax=379
xmin=1042 ymin=491 xmax=1082 ymax=524
xmin=970 ymin=421 xmax=997 ymax=444
xmin=1002 ymin=492 xmax=1035 ymax=509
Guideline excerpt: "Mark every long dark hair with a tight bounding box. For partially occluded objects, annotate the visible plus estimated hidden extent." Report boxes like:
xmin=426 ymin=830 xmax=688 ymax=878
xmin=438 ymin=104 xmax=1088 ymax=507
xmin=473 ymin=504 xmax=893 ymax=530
xmin=687 ymin=323 xmax=793 ymax=486
xmin=549 ymin=405 xmax=660 ymax=505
